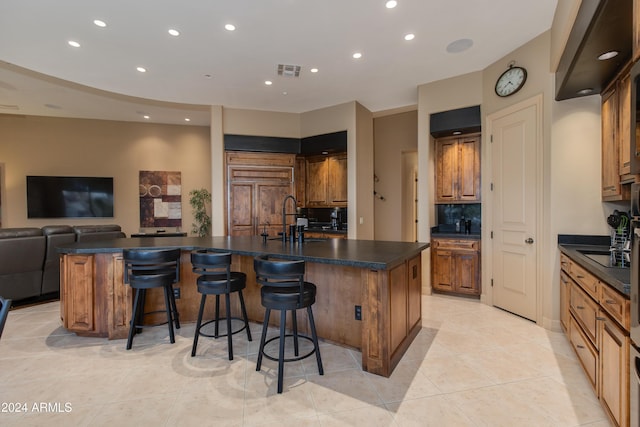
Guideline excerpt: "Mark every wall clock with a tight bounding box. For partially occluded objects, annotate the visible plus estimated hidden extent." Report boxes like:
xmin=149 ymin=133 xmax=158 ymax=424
xmin=495 ymin=64 xmax=527 ymax=97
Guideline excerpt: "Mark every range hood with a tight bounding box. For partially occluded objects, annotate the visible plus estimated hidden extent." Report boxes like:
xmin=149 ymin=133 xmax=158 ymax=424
xmin=555 ymin=0 xmax=633 ymax=101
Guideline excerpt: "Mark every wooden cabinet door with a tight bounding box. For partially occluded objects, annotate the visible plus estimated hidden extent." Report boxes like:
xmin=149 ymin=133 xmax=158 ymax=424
xmin=62 ymin=254 xmax=95 ymax=332
xmin=305 ymin=157 xmax=328 ymax=207
xmin=619 ymin=72 xmax=632 ymax=176
xmin=602 ymin=87 xmax=622 ymax=200
xmin=407 ymin=255 xmax=421 ymax=329
xmin=599 ymin=311 xmax=629 ymax=427
xmin=454 ymin=251 xmax=479 ymax=295
xmin=256 ymin=182 xmax=293 ymax=236
xmin=435 ymin=139 xmax=458 ymax=203
xmin=389 ymin=262 xmax=408 ymax=352
xmin=560 ymin=271 xmax=570 ymax=333
xmin=295 ymin=156 xmax=306 ymax=208
xmin=634 ymin=0 xmax=640 ymax=62
xmin=458 ymin=136 xmax=481 ymax=201
xmin=229 ymin=182 xmax=255 ymax=236
xmin=431 ymin=248 xmax=454 ymax=292
xmin=328 ymin=154 xmax=348 ymax=206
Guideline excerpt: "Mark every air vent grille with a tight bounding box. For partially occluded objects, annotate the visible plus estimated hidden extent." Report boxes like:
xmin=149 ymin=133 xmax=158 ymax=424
xmin=277 ymin=64 xmax=301 ymax=77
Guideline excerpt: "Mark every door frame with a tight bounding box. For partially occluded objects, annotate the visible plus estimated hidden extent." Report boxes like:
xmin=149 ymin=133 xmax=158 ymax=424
xmin=482 ymin=94 xmax=544 ymax=324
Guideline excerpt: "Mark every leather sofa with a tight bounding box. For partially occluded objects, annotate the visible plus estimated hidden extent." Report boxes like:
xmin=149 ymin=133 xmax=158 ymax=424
xmin=0 ymin=224 xmax=125 ymax=303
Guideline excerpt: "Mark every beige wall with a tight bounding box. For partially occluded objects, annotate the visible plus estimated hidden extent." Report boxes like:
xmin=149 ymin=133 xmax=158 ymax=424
xmin=373 ymin=111 xmax=418 ymax=241
xmin=0 ymin=114 xmax=211 ymax=236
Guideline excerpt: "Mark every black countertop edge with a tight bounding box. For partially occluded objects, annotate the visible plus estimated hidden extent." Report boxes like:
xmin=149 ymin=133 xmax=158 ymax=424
xmin=557 ymin=234 xmax=610 ymax=246
xmin=57 ymin=236 xmax=430 ymax=271
xmin=558 ymin=244 xmax=630 ymax=297
xmin=431 ymin=232 xmax=481 ymax=240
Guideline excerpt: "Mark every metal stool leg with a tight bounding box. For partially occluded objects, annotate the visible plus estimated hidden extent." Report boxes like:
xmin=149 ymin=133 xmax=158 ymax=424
xmin=169 ymin=286 xmax=180 ymax=329
xmin=225 ymin=292 xmax=233 ymax=360
xmin=191 ymin=294 xmax=207 ymax=357
xmin=292 ymin=310 xmax=299 ymax=357
xmin=256 ymin=308 xmax=271 ymax=371
xmin=214 ymin=295 xmax=220 ymax=337
xmin=277 ymin=309 xmax=286 ymax=393
xmin=163 ymin=286 xmax=176 ymax=344
xmin=127 ymin=289 xmax=143 ymax=350
xmin=307 ymin=306 xmax=323 ymax=375
xmin=238 ymin=290 xmax=252 ymax=342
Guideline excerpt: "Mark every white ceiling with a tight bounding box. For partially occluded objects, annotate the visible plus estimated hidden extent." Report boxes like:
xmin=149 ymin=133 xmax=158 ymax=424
xmin=0 ymin=0 xmax=558 ymax=126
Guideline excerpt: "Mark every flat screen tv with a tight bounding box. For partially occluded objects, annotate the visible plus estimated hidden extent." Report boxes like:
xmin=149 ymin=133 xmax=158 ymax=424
xmin=26 ymin=176 xmax=114 ymax=218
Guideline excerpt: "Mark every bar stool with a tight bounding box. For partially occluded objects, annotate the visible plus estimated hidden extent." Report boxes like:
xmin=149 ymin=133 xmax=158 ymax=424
xmin=190 ymin=250 xmax=252 ymax=360
xmin=254 ymin=255 xmax=323 ymax=393
xmin=123 ymin=248 xmax=181 ymax=350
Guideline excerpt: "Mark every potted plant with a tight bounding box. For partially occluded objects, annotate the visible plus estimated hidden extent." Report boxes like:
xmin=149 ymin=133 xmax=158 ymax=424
xmin=189 ymin=188 xmax=211 ymax=237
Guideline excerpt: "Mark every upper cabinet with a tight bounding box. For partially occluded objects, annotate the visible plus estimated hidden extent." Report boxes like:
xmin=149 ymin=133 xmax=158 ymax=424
xmin=435 ymin=134 xmax=481 ymax=203
xmin=601 ymin=65 xmax=632 ymax=202
xmin=305 ymin=153 xmax=347 ymax=207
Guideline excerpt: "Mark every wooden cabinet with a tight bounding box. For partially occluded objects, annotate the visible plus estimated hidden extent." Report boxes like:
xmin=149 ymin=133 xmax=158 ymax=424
xmin=389 ymin=255 xmax=422 ymax=362
xmin=634 ymin=0 xmax=640 ymax=62
xmin=295 ymin=156 xmax=306 ymax=208
xmin=226 ymin=152 xmax=295 ymax=236
xmin=305 ymin=153 xmax=347 ymax=207
xmin=601 ymin=65 xmax=632 ymax=201
xmin=600 ymin=311 xmax=629 ymax=427
xmin=431 ymin=238 xmax=480 ymax=296
xmin=560 ymin=270 xmax=570 ymax=333
xmin=560 ymin=251 xmax=630 ymax=427
xmin=435 ymin=134 xmax=480 ymax=203
xmin=304 ymin=230 xmax=347 ymax=239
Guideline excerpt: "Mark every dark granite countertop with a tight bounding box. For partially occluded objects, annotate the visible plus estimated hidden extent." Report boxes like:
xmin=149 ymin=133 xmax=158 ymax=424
xmin=558 ymin=244 xmax=630 ymax=297
xmin=58 ymin=236 xmax=429 ymax=270
xmin=430 ymin=225 xmax=480 ymax=240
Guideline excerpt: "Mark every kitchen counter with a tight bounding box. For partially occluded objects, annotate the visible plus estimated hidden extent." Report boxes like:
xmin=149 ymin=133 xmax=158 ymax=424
xmin=58 ymin=236 xmax=429 ymax=377
xmin=558 ymin=244 xmax=630 ymax=297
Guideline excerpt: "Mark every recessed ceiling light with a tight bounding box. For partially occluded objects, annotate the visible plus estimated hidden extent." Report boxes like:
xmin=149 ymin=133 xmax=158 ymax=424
xmin=143 ymin=115 xmax=150 ymax=119
xmin=598 ymin=51 xmax=619 ymax=60
xmin=385 ymin=1 xmax=398 ymax=9
xmin=93 ymin=19 xmax=106 ymax=28
xmin=310 ymin=68 xmax=319 ymax=73
xmin=352 ymin=52 xmax=362 ymax=59
xmin=265 ymin=80 xmax=273 ymax=85
xmin=577 ymin=88 xmax=594 ymax=95
xmin=68 ymin=40 xmax=80 ymax=48
xmin=136 ymin=67 xmax=147 ymax=73
xmin=446 ymin=38 xmax=473 ymax=53
xmin=184 ymin=118 xmax=191 ymax=122
xmin=404 ymin=33 xmax=415 ymax=41
xmin=321 ymin=151 xmax=329 ymax=155
xmin=204 ymin=74 xmax=212 ymax=79
xmin=225 ymin=24 xmax=236 ymax=31
xmin=168 ymin=29 xmax=180 ymax=36
xmin=282 ymin=91 xmax=288 ymax=96
xmin=452 ymin=131 xmax=462 ymax=135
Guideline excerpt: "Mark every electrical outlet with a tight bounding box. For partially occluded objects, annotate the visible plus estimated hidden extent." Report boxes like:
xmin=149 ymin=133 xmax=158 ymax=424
xmin=173 ymin=287 xmax=180 ymax=299
xmin=355 ymin=305 xmax=362 ymax=321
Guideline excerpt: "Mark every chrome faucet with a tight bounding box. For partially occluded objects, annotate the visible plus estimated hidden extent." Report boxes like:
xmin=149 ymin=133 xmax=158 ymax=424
xmin=281 ymin=194 xmax=297 ymax=243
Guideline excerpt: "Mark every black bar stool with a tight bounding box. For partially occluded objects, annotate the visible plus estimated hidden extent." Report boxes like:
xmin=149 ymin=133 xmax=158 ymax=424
xmin=254 ymin=255 xmax=323 ymax=393
xmin=190 ymin=250 xmax=252 ymax=360
xmin=123 ymin=248 xmax=181 ymax=350
xmin=0 ymin=296 xmax=12 ymax=340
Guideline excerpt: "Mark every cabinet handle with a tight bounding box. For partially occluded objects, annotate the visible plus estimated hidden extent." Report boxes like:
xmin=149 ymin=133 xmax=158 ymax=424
xmin=576 ymin=344 xmax=585 ymax=349
xmin=605 ymin=299 xmax=616 ymax=305
xmin=576 ymin=305 xmax=585 ymax=310
xmin=596 ymin=316 xmax=606 ymax=321
xmin=576 ymin=275 xmax=585 ymax=279
xmin=561 ymin=277 xmax=567 ymax=284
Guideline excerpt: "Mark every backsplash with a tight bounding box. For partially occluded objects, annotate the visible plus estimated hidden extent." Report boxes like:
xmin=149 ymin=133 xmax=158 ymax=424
xmin=436 ymin=204 xmax=481 ymax=231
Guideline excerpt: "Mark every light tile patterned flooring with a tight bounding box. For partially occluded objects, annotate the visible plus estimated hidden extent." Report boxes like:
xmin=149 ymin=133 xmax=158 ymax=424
xmin=0 ymin=294 xmax=612 ymax=426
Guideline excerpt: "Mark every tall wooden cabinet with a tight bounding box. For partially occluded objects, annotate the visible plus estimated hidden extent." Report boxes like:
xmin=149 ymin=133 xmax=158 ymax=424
xmin=435 ymin=134 xmax=480 ymax=203
xmin=305 ymin=153 xmax=347 ymax=207
xmin=431 ymin=238 xmax=480 ymax=296
xmin=226 ymin=152 xmax=296 ymax=236
xmin=634 ymin=0 xmax=640 ymax=62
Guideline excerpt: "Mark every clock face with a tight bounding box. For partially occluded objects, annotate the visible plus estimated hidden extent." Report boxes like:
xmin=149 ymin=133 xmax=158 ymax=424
xmin=495 ymin=66 xmax=527 ymax=97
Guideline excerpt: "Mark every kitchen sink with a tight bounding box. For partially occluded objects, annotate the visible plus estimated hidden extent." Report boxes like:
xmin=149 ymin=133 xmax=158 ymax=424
xmin=577 ymin=249 xmax=629 ymax=269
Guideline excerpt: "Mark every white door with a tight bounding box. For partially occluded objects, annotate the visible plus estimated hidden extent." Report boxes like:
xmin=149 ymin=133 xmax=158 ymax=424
xmin=489 ymin=97 xmax=540 ymax=321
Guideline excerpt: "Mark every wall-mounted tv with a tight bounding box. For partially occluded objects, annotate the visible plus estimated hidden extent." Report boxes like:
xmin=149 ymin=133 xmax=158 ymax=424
xmin=27 ymin=176 xmax=114 ymax=218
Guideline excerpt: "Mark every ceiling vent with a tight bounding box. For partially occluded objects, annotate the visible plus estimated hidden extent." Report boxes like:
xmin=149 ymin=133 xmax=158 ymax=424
xmin=277 ymin=64 xmax=301 ymax=77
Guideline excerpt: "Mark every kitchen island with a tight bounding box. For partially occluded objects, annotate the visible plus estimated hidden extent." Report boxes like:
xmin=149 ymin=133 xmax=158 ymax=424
xmin=58 ymin=236 xmax=429 ymax=377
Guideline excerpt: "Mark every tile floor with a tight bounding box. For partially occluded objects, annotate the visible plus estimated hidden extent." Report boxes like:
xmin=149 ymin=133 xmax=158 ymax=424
xmin=0 ymin=294 xmax=612 ymax=426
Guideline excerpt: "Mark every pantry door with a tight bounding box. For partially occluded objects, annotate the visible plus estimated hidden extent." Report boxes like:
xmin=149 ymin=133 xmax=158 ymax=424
xmin=488 ymin=95 xmax=541 ymax=322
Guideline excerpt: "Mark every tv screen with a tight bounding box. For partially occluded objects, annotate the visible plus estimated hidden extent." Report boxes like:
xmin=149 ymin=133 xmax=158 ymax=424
xmin=27 ymin=176 xmax=114 ymax=218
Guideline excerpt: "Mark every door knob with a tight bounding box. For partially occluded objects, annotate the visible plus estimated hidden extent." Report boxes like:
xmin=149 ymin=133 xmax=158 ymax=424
xmin=525 ymin=238 xmax=534 ymax=244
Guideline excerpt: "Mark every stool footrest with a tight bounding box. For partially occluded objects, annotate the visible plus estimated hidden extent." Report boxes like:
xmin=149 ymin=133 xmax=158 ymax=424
xmin=197 ymin=317 xmax=249 ymax=338
xmin=261 ymin=334 xmax=318 ymax=363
